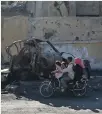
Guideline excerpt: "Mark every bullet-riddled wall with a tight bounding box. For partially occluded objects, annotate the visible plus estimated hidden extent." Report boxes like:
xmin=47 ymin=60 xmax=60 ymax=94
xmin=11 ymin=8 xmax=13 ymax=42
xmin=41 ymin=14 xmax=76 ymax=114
xmin=1 ymin=16 xmax=102 ymax=69
xmin=29 ymin=17 xmax=102 ymax=69
xmin=30 ymin=17 xmax=102 ymax=41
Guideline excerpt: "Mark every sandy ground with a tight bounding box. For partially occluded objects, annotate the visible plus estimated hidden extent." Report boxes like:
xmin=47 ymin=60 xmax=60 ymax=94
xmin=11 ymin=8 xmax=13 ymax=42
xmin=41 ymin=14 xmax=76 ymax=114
xmin=1 ymin=77 xmax=102 ymax=114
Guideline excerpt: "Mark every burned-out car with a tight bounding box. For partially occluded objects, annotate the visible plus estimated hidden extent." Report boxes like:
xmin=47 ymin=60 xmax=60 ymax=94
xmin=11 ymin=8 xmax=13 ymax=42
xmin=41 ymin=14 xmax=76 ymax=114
xmin=2 ymin=38 xmax=91 ymax=87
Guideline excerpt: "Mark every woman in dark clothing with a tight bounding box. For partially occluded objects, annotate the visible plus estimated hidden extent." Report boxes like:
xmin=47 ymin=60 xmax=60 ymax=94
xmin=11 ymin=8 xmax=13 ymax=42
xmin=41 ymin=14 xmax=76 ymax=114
xmin=73 ymin=58 xmax=84 ymax=82
xmin=73 ymin=64 xmax=84 ymax=82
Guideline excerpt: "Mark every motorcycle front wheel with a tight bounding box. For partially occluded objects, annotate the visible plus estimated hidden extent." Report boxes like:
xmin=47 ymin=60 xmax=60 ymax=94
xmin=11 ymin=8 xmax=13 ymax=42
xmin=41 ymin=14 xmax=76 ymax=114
xmin=39 ymin=82 xmax=54 ymax=98
xmin=72 ymin=82 xmax=87 ymax=97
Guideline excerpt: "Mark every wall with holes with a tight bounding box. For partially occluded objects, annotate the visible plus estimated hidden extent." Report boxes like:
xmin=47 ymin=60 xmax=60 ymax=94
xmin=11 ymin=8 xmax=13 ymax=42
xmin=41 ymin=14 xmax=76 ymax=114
xmin=1 ymin=16 xmax=102 ymax=70
xmin=29 ymin=17 xmax=102 ymax=70
xmin=30 ymin=17 xmax=102 ymax=41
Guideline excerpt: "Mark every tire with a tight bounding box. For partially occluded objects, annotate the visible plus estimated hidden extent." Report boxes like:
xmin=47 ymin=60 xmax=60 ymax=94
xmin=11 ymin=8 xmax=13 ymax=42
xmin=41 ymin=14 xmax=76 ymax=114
xmin=40 ymin=82 xmax=54 ymax=98
xmin=73 ymin=82 xmax=87 ymax=97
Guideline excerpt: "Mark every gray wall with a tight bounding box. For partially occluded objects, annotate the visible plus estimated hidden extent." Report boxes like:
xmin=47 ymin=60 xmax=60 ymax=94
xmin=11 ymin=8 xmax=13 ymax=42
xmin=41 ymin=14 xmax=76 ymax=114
xmin=27 ymin=17 xmax=102 ymax=70
xmin=29 ymin=17 xmax=102 ymax=42
xmin=76 ymin=1 xmax=99 ymax=16
xmin=27 ymin=1 xmax=102 ymax=17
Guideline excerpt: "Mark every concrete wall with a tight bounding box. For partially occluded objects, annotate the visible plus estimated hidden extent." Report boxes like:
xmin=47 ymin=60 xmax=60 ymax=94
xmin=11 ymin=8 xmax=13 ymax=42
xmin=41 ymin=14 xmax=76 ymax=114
xmin=1 ymin=16 xmax=102 ymax=69
xmin=30 ymin=17 xmax=102 ymax=41
xmin=99 ymin=1 xmax=102 ymax=16
xmin=27 ymin=1 xmax=102 ymax=17
xmin=1 ymin=16 xmax=29 ymax=61
xmin=76 ymin=1 xmax=99 ymax=16
xmin=2 ymin=1 xmax=102 ymax=17
xmin=28 ymin=17 xmax=102 ymax=69
xmin=27 ymin=1 xmax=76 ymax=17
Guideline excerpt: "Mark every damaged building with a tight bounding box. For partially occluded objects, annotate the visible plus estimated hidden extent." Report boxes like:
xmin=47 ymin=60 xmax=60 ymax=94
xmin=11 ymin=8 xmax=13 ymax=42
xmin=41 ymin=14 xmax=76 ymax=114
xmin=1 ymin=1 xmax=102 ymax=71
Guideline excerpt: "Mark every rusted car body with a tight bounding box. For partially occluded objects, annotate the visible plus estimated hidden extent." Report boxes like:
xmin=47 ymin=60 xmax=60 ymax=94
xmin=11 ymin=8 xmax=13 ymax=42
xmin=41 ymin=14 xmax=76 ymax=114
xmin=2 ymin=38 xmax=91 ymax=84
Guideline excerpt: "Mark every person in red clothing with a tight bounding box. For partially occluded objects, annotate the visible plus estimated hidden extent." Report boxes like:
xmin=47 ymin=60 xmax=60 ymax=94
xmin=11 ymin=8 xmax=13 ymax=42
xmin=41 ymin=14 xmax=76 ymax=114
xmin=74 ymin=58 xmax=85 ymax=68
xmin=73 ymin=58 xmax=87 ymax=81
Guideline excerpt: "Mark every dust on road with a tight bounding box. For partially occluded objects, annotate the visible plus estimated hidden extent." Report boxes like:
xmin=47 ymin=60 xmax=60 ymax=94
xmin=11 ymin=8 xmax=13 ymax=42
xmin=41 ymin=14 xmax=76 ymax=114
xmin=1 ymin=77 xmax=102 ymax=114
xmin=1 ymin=90 xmax=102 ymax=114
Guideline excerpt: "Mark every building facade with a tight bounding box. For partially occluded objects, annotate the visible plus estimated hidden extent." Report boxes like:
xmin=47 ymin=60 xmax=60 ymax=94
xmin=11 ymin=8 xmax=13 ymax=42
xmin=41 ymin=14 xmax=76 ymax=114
xmin=1 ymin=1 xmax=102 ymax=70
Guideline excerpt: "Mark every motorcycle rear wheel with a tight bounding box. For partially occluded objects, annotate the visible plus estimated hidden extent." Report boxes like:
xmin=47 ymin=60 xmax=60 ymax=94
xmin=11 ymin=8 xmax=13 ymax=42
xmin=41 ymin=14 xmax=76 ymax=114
xmin=72 ymin=83 xmax=87 ymax=97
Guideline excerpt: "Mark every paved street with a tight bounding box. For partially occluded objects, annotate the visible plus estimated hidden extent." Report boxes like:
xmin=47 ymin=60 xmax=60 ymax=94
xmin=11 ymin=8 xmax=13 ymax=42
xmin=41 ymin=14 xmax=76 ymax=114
xmin=1 ymin=77 xmax=102 ymax=114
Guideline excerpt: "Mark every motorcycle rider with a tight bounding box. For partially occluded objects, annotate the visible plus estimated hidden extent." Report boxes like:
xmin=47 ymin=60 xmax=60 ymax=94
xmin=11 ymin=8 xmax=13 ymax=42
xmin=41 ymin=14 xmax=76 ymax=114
xmin=60 ymin=57 xmax=75 ymax=91
xmin=52 ymin=59 xmax=68 ymax=79
xmin=51 ymin=61 xmax=63 ymax=79
xmin=61 ymin=58 xmax=68 ymax=68
xmin=73 ymin=58 xmax=84 ymax=83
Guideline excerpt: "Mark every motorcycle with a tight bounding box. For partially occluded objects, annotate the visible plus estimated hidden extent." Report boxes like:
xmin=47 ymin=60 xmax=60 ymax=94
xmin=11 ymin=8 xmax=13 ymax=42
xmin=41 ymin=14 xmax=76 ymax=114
xmin=39 ymin=72 xmax=88 ymax=98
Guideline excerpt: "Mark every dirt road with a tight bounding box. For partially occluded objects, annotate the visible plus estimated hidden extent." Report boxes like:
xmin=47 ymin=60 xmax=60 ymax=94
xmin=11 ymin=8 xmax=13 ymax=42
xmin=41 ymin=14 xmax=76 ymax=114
xmin=1 ymin=77 xmax=102 ymax=114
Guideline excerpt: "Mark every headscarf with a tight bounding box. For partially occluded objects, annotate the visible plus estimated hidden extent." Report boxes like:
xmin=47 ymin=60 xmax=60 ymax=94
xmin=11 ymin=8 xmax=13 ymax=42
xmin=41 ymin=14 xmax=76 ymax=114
xmin=74 ymin=58 xmax=85 ymax=68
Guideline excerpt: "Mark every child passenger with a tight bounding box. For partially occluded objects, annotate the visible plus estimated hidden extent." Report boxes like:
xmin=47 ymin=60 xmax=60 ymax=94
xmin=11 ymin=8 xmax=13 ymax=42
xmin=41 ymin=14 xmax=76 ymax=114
xmin=52 ymin=61 xmax=63 ymax=79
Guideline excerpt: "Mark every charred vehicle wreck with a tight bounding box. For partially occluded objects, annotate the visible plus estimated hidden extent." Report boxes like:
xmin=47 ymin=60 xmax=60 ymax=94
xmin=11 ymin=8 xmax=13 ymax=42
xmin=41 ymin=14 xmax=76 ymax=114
xmin=1 ymin=38 xmax=91 ymax=89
